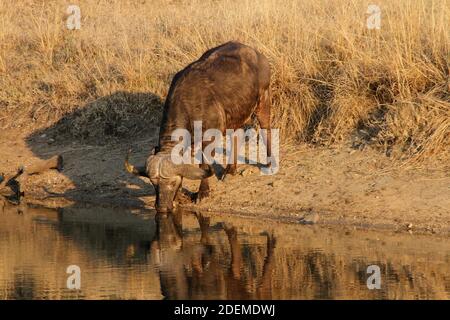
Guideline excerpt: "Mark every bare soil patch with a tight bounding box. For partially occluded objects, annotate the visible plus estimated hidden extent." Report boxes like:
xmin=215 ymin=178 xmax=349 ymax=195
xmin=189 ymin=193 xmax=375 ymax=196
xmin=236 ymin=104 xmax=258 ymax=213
xmin=1 ymin=128 xmax=448 ymax=236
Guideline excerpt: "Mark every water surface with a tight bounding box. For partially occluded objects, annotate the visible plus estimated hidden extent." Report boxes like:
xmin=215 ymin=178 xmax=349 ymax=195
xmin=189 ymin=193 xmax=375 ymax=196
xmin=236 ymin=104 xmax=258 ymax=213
xmin=0 ymin=203 xmax=449 ymax=299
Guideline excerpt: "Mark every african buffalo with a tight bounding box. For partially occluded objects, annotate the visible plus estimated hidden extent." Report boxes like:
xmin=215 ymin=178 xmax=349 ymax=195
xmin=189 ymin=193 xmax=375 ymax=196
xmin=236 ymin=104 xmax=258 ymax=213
xmin=125 ymin=41 xmax=272 ymax=212
xmin=150 ymin=209 xmax=276 ymax=299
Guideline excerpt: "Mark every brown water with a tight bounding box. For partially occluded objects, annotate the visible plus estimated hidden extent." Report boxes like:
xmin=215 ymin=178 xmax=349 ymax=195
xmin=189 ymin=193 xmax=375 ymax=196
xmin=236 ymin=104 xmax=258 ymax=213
xmin=0 ymin=203 xmax=449 ymax=300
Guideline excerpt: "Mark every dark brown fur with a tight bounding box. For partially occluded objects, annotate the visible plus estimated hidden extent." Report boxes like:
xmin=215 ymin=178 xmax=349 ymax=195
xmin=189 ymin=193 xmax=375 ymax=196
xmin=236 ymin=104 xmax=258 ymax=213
xmin=126 ymin=42 xmax=272 ymax=211
xmin=159 ymin=41 xmax=271 ymax=149
xmin=160 ymin=42 xmax=271 ymax=203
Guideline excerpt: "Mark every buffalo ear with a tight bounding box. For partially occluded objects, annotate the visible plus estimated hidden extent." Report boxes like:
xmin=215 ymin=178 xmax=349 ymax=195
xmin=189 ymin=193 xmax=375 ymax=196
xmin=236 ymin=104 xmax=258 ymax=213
xmin=175 ymin=165 xmax=213 ymax=180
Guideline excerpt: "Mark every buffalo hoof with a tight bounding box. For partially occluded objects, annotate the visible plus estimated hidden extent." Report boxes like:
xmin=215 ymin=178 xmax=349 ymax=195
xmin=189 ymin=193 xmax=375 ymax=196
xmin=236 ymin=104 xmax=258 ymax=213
xmin=266 ymin=233 xmax=277 ymax=250
xmin=195 ymin=211 xmax=210 ymax=226
xmin=223 ymin=223 xmax=238 ymax=240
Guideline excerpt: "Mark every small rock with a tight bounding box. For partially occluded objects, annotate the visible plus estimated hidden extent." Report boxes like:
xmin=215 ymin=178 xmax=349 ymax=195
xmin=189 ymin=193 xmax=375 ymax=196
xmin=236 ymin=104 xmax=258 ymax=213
xmin=298 ymin=212 xmax=320 ymax=225
xmin=240 ymin=168 xmax=255 ymax=177
xmin=425 ymin=226 xmax=436 ymax=234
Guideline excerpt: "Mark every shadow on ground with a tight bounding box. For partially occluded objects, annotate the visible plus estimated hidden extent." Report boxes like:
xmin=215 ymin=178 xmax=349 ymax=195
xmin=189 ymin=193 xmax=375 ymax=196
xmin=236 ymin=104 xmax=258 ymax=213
xmin=24 ymin=91 xmax=164 ymax=207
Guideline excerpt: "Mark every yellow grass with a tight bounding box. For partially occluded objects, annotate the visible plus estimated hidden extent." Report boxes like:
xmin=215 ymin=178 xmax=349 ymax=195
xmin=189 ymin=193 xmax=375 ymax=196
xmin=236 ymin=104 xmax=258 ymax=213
xmin=0 ymin=0 xmax=448 ymax=161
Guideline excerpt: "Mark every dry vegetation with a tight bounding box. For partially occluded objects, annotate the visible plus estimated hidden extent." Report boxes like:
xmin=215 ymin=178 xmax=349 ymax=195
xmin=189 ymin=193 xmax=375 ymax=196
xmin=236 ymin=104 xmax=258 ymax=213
xmin=0 ymin=0 xmax=449 ymax=162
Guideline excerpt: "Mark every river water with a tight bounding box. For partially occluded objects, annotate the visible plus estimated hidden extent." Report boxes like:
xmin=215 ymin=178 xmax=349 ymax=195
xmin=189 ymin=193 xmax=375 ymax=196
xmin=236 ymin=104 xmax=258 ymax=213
xmin=0 ymin=203 xmax=449 ymax=299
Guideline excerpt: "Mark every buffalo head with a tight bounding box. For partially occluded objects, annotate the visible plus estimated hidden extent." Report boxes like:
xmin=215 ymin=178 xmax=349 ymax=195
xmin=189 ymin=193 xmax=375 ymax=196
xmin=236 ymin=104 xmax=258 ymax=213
xmin=125 ymin=149 xmax=212 ymax=212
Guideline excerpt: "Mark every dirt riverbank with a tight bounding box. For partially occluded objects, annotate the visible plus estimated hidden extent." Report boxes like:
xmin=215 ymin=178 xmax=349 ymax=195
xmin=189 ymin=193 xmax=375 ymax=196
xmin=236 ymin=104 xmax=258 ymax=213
xmin=1 ymin=128 xmax=449 ymax=236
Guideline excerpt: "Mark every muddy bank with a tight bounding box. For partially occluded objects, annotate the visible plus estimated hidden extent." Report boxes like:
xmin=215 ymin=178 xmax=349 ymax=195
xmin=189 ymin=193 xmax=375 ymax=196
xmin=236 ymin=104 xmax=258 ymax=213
xmin=1 ymin=129 xmax=449 ymax=236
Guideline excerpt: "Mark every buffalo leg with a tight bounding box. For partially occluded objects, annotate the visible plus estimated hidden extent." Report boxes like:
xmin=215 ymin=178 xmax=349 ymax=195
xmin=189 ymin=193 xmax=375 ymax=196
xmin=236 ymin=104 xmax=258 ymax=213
xmin=190 ymin=212 xmax=212 ymax=273
xmin=255 ymin=88 xmax=272 ymax=164
xmin=196 ymin=164 xmax=211 ymax=202
xmin=194 ymin=211 xmax=211 ymax=244
xmin=195 ymin=141 xmax=214 ymax=202
xmin=223 ymin=223 xmax=242 ymax=280
xmin=222 ymin=135 xmax=238 ymax=180
xmin=257 ymin=233 xmax=276 ymax=299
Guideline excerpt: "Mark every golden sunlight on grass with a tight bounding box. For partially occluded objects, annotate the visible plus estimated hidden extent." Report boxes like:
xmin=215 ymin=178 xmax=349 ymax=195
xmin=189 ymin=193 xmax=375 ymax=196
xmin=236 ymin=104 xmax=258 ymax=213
xmin=0 ymin=0 xmax=448 ymax=162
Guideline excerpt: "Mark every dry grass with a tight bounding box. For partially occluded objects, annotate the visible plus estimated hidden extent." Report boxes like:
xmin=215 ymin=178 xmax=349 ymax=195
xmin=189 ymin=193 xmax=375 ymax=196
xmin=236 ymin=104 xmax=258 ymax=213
xmin=0 ymin=0 xmax=448 ymax=161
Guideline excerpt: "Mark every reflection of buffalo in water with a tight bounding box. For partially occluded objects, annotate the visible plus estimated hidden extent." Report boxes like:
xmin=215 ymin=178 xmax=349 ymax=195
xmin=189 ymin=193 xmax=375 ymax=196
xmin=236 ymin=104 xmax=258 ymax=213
xmin=2 ymin=204 xmax=450 ymax=299
xmin=151 ymin=209 xmax=276 ymax=300
xmin=57 ymin=207 xmax=276 ymax=299
xmin=13 ymin=204 xmax=276 ymax=299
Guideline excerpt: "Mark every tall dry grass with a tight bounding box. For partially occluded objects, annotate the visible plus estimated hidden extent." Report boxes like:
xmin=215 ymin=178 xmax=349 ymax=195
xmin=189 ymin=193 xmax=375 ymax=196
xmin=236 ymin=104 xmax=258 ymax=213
xmin=0 ymin=0 xmax=448 ymax=161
